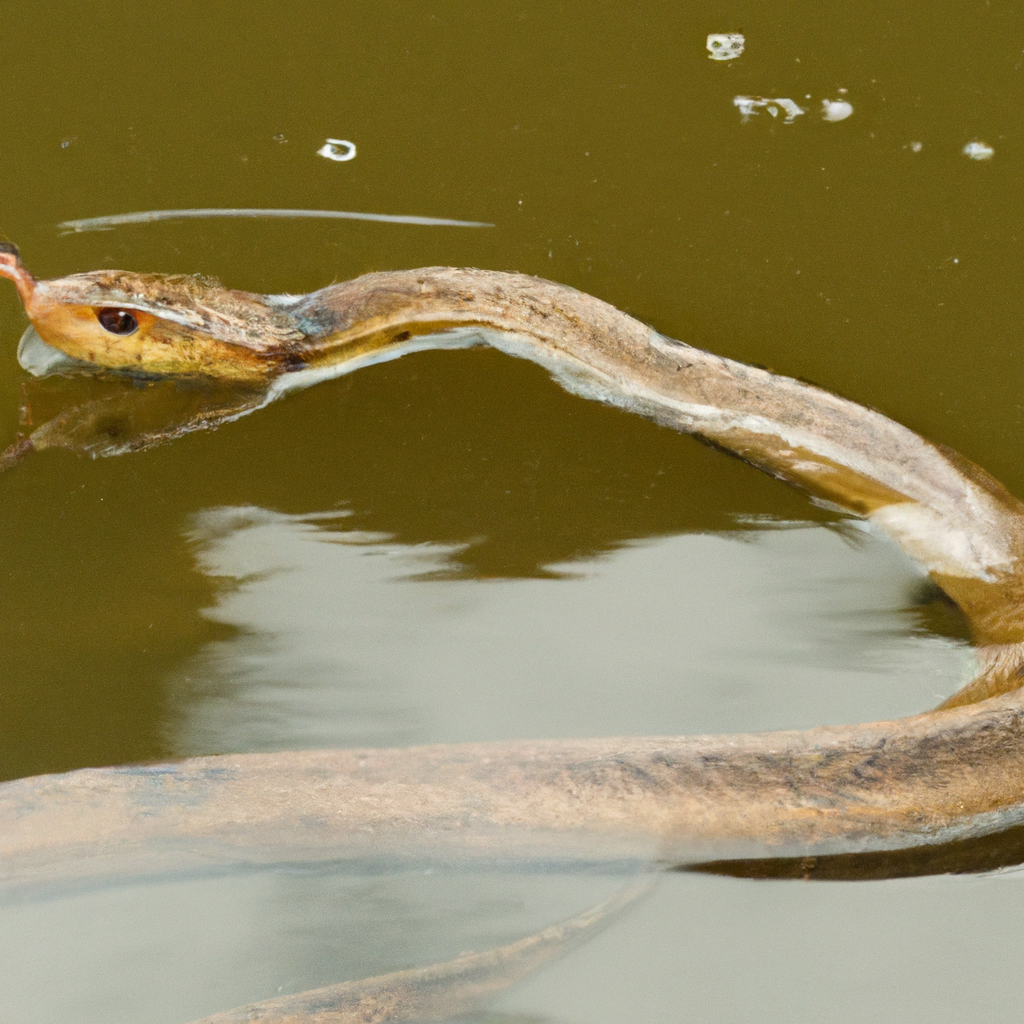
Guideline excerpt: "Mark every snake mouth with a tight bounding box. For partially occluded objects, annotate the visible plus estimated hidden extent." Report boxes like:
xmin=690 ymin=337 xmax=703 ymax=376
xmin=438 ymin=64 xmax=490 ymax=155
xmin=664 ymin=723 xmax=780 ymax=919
xmin=17 ymin=324 xmax=98 ymax=377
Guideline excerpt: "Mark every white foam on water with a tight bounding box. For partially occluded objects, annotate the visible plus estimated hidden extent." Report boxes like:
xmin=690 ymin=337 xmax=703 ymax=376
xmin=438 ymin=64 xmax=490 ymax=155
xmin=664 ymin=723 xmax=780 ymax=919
xmin=317 ymin=138 xmax=356 ymax=161
xmin=733 ymin=96 xmax=805 ymax=123
xmin=821 ymin=98 xmax=853 ymax=122
xmin=963 ymin=141 xmax=994 ymax=160
xmin=707 ymin=33 xmax=744 ymax=60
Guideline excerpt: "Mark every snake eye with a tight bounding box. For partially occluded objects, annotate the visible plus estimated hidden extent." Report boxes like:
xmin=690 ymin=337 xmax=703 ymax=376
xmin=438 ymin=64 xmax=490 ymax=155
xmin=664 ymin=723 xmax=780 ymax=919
xmin=96 ymin=308 xmax=139 ymax=335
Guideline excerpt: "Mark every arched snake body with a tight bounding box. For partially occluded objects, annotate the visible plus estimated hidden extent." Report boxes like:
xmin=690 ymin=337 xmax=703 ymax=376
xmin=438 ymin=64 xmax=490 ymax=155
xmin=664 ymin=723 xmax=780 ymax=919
xmin=2 ymin=244 xmax=1024 ymax=1020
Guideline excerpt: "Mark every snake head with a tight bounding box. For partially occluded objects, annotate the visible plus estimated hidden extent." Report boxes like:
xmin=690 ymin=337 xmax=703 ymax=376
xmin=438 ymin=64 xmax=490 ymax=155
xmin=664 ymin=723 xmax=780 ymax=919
xmin=0 ymin=245 xmax=309 ymax=382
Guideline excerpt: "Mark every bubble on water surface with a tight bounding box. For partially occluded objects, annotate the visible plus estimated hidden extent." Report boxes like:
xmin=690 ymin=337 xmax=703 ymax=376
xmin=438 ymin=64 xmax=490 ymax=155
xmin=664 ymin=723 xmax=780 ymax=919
xmin=317 ymin=138 xmax=357 ymax=162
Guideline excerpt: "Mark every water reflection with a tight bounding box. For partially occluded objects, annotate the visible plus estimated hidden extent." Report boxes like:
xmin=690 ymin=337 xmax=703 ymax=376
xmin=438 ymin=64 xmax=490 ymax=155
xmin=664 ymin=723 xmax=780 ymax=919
xmin=0 ymin=866 xmax=629 ymax=1024
xmin=8 ymin=845 xmax=1024 ymax=1024
xmin=0 ymin=349 xmax=835 ymax=781
xmin=169 ymin=508 xmax=972 ymax=758
xmin=503 ymin=869 xmax=1024 ymax=1024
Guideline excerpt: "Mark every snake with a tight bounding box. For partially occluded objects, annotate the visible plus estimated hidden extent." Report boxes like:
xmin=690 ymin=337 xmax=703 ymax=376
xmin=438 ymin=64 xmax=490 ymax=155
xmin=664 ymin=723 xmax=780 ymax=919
xmin=2 ymin=241 xmax=1024 ymax=1020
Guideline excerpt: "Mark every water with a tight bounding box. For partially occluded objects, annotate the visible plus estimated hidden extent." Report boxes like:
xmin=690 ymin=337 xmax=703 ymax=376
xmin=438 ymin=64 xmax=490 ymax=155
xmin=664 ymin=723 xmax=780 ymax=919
xmin=0 ymin=0 xmax=1022 ymax=1020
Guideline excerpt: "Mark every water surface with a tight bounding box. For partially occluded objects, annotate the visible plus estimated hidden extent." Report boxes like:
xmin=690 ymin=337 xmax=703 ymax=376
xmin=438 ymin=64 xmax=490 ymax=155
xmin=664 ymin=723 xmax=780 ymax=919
xmin=0 ymin=1 xmax=1022 ymax=1021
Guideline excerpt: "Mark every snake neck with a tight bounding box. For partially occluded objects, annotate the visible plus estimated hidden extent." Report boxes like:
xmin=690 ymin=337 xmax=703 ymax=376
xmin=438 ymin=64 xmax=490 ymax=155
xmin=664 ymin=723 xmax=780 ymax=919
xmin=288 ymin=269 xmax=1024 ymax=660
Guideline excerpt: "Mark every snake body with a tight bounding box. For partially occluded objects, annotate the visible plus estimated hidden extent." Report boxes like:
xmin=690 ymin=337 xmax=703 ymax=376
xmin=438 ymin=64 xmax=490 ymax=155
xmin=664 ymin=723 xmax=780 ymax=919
xmin=2 ymin=245 xmax=1024 ymax=1017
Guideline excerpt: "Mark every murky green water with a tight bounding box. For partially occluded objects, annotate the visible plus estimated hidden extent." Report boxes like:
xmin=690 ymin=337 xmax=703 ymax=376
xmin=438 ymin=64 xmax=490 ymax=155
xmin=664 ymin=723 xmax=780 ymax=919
xmin=1 ymin=1 xmax=1023 ymax=1021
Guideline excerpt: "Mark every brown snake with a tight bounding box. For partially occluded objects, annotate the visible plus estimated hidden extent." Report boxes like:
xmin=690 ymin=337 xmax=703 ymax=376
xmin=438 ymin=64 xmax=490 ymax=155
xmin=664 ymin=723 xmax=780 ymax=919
xmin=2 ymin=243 xmax=1024 ymax=1020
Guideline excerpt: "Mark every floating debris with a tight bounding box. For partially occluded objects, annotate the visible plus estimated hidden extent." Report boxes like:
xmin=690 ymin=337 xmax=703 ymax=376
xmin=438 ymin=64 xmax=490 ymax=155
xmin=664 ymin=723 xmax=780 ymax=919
xmin=908 ymin=141 xmax=923 ymax=153
xmin=734 ymin=96 xmax=805 ymax=123
xmin=707 ymin=33 xmax=744 ymax=60
xmin=963 ymin=141 xmax=994 ymax=161
xmin=317 ymin=138 xmax=357 ymax=162
xmin=821 ymin=98 xmax=853 ymax=122
xmin=58 ymin=208 xmax=495 ymax=234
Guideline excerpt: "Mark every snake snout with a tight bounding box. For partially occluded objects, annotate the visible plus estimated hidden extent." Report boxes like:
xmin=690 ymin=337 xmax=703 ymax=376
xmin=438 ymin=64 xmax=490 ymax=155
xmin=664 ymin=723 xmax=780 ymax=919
xmin=0 ymin=242 xmax=36 ymax=306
